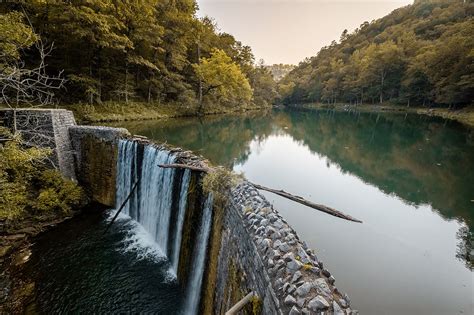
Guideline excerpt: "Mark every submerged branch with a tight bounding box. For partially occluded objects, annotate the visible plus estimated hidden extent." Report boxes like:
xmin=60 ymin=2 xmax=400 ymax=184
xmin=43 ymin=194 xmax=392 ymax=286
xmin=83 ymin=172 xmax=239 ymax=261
xmin=104 ymin=178 xmax=140 ymax=233
xmin=158 ymin=163 xmax=362 ymax=223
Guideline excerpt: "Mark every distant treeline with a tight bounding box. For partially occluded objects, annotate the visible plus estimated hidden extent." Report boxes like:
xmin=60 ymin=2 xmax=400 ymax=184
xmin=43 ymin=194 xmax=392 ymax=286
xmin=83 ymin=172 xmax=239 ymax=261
xmin=279 ymin=0 xmax=473 ymax=108
xmin=0 ymin=1 xmax=278 ymax=111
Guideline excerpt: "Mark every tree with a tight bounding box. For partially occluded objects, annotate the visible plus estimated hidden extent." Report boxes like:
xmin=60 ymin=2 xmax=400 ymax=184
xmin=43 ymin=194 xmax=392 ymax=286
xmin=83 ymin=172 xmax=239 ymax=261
xmin=0 ymin=11 xmax=65 ymax=132
xmin=193 ymin=49 xmax=252 ymax=113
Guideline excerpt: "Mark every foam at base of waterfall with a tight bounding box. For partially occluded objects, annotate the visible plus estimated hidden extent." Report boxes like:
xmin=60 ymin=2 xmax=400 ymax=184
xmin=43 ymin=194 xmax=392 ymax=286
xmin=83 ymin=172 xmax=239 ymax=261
xmin=107 ymin=210 xmax=167 ymax=264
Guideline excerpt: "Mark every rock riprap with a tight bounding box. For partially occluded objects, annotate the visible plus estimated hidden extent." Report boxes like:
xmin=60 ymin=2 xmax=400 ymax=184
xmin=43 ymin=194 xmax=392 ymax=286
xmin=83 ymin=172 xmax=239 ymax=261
xmin=231 ymin=181 xmax=356 ymax=314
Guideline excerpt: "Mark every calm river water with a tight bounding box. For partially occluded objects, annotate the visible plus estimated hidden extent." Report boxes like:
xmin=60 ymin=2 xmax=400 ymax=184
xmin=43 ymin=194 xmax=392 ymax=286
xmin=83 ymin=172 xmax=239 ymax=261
xmin=108 ymin=109 xmax=473 ymax=315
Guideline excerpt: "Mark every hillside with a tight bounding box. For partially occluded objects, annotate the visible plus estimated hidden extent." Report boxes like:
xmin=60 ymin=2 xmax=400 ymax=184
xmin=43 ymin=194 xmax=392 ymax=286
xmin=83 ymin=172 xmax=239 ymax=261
xmin=0 ymin=1 xmax=277 ymax=113
xmin=279 ymin=0 xmax=473 ymax=108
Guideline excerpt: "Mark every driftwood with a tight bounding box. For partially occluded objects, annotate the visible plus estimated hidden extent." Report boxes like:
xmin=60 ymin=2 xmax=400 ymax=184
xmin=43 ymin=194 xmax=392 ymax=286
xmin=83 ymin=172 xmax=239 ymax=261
xmin=158 ymin=164 xmax=362 ymax=223
xmin=104 ymin=179 xmax=140 ymax=233
xmin=252 ymin=184 xmax=362 ymax=223
xmin=225 ymin=291 xmax=257 ymax=315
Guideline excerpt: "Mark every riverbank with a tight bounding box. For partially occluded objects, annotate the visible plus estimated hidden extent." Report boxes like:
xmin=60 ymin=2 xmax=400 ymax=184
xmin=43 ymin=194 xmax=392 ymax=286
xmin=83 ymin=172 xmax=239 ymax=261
xmin=64 ymin=102 xmax=269 ymax=124
xmin=285 ymin=103 xmax=474 ymax=128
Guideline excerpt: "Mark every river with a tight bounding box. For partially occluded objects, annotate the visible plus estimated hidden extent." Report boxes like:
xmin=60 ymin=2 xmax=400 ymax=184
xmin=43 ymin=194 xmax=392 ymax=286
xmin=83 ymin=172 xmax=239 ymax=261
xmin=105 ymin=108 xmax=473 ymax=315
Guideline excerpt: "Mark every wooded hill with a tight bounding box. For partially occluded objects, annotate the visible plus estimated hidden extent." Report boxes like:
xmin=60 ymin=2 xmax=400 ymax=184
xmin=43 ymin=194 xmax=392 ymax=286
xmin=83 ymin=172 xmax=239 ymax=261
xmin=279 ymin=0 xmax=473 ymax=108
xmin=0 ymin=1 xmax=278 ymax=112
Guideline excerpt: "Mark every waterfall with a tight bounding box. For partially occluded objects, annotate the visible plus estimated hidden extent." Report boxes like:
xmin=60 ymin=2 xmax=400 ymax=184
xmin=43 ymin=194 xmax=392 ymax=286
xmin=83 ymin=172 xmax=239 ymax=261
xmin=170 ymin=169 xmax=191 ymax=275
xmin=116 ymin=140 xmax=138 ymax=217
xmin=183 ymin=195 xmax=213 ymax=315
xmin=115 ymin=140 xmax=212 ymax=314
xmin=136 ymin=145 xmax=177 ymax=254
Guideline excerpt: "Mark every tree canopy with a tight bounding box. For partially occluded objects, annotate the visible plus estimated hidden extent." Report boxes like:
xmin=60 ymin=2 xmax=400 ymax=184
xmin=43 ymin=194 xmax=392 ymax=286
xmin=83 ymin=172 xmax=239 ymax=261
xmin=280 ymin=0 xmax=473 ymax=108
xmin=0 ymin=1 xmax=278 ymax=111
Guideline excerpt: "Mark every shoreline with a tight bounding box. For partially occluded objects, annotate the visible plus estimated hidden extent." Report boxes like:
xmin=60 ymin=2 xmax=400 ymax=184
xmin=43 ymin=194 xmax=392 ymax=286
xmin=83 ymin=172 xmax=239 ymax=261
xmin=284 ymin=103 xmax=474 ymax=128
xmin=62 ymin=102 xmax=270 ymax=124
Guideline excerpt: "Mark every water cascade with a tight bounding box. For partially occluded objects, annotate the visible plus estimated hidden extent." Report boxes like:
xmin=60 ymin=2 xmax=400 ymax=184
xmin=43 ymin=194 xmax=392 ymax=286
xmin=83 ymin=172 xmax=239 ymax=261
xmin=115 ymin=140 xmax=212 ymax=314
xmin=170 ymin=169 xmax=191 ymax=275
xmin=183 ymin=195 xmax=213 ymax=315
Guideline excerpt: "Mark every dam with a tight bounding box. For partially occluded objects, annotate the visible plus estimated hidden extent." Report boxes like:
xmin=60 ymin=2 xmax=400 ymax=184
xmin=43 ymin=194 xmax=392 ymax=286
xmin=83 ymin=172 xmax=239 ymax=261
xmin=0 ymin=109 xmax=354 ymax=314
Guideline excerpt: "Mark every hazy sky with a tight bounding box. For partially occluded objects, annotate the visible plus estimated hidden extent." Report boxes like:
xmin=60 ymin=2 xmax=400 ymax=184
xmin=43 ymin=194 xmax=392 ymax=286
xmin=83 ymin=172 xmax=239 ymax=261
xmin=197 ymin=0 xmax=413 ymax=65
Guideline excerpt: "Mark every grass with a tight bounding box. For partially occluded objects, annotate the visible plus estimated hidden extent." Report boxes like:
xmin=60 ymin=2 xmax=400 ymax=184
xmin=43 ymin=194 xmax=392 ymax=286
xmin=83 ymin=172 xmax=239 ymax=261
xmin=63 ymin=101 xmax=195 ymax=123
xmin=62 ymin=101 xmax=269 ymax=124
xmin=288 ymin=102 xmax=474 ymax=128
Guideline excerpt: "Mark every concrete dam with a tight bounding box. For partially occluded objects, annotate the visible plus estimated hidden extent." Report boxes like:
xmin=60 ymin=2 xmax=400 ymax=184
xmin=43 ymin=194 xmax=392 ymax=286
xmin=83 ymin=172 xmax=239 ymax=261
xmin=1 ymin=109 xmax=355 ymax=314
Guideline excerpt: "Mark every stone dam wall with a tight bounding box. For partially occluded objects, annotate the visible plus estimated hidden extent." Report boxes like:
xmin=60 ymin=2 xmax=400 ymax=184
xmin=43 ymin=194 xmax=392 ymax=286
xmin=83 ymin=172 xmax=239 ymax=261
xmin=0 ymin=109 xmax=355 ymax=314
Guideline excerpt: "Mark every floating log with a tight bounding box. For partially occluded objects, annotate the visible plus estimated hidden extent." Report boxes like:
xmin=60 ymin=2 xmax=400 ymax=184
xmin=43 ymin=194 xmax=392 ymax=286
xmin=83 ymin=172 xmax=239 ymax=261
xmin=104 ymin=179 xmax=140 ymax=233
xmin=252 ymin=184 xmax=362 ymax=223
xmin=158 ymin=164 xmax=362 ymax=223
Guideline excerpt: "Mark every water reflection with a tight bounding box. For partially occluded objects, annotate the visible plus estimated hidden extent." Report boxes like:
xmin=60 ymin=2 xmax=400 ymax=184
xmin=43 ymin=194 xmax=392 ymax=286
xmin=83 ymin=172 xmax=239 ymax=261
xmin=107 ymin=109 xmax=473 ymax=314
xmin=109 ymin=110 xmax=474 ymax=234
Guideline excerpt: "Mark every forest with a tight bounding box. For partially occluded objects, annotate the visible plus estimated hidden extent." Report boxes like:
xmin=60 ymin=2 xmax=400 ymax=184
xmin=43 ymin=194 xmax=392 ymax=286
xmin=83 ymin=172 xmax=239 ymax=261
xmin=279 ymin=0 xmax=473 ymax=108
xmin=0 ymin=0 xmax=278 ymax=113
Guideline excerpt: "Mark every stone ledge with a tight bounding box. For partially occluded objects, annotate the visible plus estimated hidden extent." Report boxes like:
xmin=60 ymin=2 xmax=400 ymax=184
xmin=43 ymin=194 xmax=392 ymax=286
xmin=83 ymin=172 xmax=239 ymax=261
xmin=231 ymin=181 xmax=356 ymax=315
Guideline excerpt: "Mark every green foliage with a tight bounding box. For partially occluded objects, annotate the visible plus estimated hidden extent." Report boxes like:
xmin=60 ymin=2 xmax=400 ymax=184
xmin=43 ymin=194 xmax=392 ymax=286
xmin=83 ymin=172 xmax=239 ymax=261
xmin=0 ymin=1 xmax=278 ymax=110
xmin=194 ymin=48 xmax=253 ymax=109
xmin=33 ymin=170 xmax=83 ymax=214
xmin=202 ymin=167 xmax=242 ymax=206
xmin=0 ymin=134 xmax=83 ymax=221
xmin=0 ymin=11 xmax=37 ymax=62
xmin=280 ymin=0 xmax=473 ymax=107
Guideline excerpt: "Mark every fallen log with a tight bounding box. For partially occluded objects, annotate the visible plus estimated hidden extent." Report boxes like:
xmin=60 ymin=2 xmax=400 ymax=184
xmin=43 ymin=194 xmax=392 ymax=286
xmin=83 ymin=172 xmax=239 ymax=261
xmin=104 ymin=179 xmax=140 ymax=234
xmin=252 ymin=184 xmax=362 ymax=223
xmin=225 ymin=291 xmax=257 ymax=315
xmin=158 ymin=163 xmax=362 ymax=223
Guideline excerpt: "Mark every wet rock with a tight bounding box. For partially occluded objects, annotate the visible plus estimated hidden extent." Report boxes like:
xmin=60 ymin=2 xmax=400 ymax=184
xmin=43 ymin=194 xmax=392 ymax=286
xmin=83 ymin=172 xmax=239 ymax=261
xmin=283 ymin=252 xmax=295 ymax=262
xmin=284 ymin=294 xmax=297 ymax=306
xmin=274 ymin=219 xmax=284 ymax=229
xmin=322 ymin=269 xmax=331 ymax=278
xmin=295 ymin=282 xmax=313 ymax=296
xmin=265 ymin=226 xmax=276 ymax=236
xmin=307 ymin=296 xmax=330 ymax=312
xmin=297 ymin=246 xmax=312 ymax=264
xmin=275 ymin=278 xmax=283 ymax=288
xmin=287 ymin=260 xmax=302 ymax=272
xmin=291 ymin=271 xmax=302 ymax=283
xmin=328 ymin=275 xmax=336 ymax=285
xmin=288 ymin=284 xmax=297 ymax=294
xmin=333 ymin=301 xmax=345 ymax=315
xmin=310 ymin=267 xmax=320 ymax=275
xmin=271 ymin=231 xmax=282 ymax=241
xmin=314 ymin=278 xmax=332 ymax=297
xmin=289 ymin=306 xmax=301 ymax=315
xmin=339 ymin=298 xmax=348 ymax=308
xmin=279 ymin=242 xmax=291 ymax=253
xmin=296 ymin=297 xmax=305 ymax=308
xmin=268 ymin=213 xmax=278 ymax=222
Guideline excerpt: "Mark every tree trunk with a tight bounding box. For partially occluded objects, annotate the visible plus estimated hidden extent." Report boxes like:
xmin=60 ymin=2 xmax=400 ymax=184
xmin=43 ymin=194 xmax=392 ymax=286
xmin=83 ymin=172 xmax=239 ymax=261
xmin=158 ymin=163 xmax=363 ymax=223
xmin=197 ymin=39 xmax=203 ymax=115
xmin=380 ymin=70 xmax=385 ymax=104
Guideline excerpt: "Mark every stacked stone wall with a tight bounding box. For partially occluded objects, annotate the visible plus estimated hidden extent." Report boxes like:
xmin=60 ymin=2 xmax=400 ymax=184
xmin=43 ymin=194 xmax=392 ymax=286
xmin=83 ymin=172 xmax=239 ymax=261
xmin=0 ymin=109 xmax=76 ymax=179
xmin=211 ymin=181 xmax=355 ymax=314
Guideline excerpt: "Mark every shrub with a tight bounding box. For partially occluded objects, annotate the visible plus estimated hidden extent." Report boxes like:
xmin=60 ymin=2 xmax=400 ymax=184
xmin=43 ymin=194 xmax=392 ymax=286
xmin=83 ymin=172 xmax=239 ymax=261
xmin=0 ymin=132 xmax=84 ymax=221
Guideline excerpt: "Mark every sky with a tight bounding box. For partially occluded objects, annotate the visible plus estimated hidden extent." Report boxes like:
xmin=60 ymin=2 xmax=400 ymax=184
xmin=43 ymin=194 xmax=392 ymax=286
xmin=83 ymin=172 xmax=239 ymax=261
xmin=197 ymin=0 xmax=413 ymax=65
